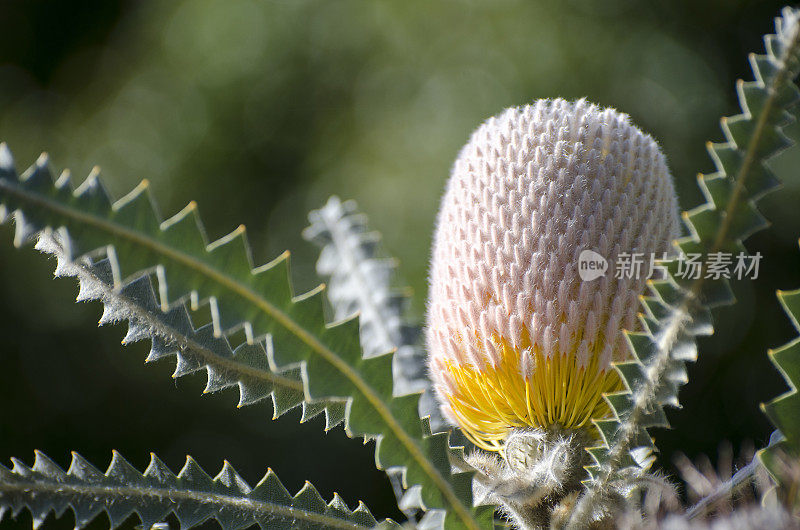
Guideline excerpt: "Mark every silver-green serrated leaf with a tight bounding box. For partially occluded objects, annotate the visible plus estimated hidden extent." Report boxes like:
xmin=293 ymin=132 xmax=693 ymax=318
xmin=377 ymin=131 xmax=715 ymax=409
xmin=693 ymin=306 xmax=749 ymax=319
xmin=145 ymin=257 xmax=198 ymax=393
xmin=303 ymin=196 xmax=444 ymax=431
xmin=34 ymin=232 xmax=345 ymax=429
xmin=304 ymin=197 xmax=461 ymax=521
xmin=573 ymin=7 xmax=800 ymax=525
xmin=0 ymin=450 xmax=394 ymax=530
xmin=0 ymin=148 xmax=488 ymax=528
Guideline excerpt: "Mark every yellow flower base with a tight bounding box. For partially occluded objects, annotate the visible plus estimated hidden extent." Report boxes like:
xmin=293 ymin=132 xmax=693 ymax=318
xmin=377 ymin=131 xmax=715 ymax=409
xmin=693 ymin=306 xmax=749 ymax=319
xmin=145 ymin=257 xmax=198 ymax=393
xmin=444 ymin=334 xmax=623 ymax=452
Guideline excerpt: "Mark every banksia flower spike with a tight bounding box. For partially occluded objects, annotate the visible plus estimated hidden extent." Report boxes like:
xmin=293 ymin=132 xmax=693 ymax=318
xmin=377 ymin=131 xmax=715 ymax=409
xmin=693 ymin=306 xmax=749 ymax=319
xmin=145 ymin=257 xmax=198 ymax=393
xmin=426 ymin=98 xmax=680 ymax=453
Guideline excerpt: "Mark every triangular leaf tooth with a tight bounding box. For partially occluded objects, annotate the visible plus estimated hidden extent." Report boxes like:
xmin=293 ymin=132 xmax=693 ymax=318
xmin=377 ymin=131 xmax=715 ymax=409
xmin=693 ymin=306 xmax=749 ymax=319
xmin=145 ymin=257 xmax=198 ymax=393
xmin=751 ymin=54 xmax=780 ymax=83
xmin=637 ymin=315 xmax=658 ymax=336
xmin=215 ymin=461 xmax=251 ymax=495
xmin=67 ymin=452 xmax=104 ymax=482
xmin=293 ymin=481 xmax=327 ymax=513
xmin=237 ymin=379 xmax=273 ymax=407
xmin=206 ymin=225 xmax=254 ymax=283
xmin=771 ymin=339 xmax=800 ymax=382
xmin=604 ymin=392 xmax=634 ymax=421
xmin=270 ymin=382 xmax=305 ymax=418
xmin=685 ymin=305 xmax=713 ymax=336
xmin=10 ymin=457 xmax=32 ymax=476
xmin=409 ymin=430 xmax=454 ymax=490
xmin=586 ymin=446 xmax=610 ymax=467
xmin=389 ymin=393 xmax=423 ymax=434
xmin=288 ymin=288 xmax=328 ymax=340
xmin=654 ymin=378 xmax=680 ymax=408
xmin=155 ymin=204 xmax=209 ymax=307
xmin=143 ymin=453 xmax=177 ymax=486
xmin=664 ymin=362 xmax=688 ymax=384
xmin=685 ymin=206 xmax=719 ymax=242
xmin=250 ymin=251 xmax=294 ymax=307
xmin=250 ymin=469 xmax=293 ymax=505
xmin=54 ymin=168 xmax=72 ymax=191
xmin=347 ymin=391 xmax=388 ymax=440
xmin=721 ymin=114 xmax=753 ymax=148
xmin=32 ymin=450 xmax=66 ymax=479
xmin=708 ymin=142 xmax=742 ymax=177
xmin=147 ymin=335 xmax=176 ymax=362
xmin=613 ymin=361 xmax=648 ymax=393
xmin=204 ymin=365 xmax=236 ymax=393
xmin=350 ymin=501 xmax=379 ymax=527
xmin=159 ymin=201 xmax=208 ymax=254
xmin=300 ymin=400 xmax=328 ymax=423
xmin=419 ymin=416 xmax=435 ymax=438
xmin=26 ymin=452 xmax=69 ymax=522
xmin=73 ymin=170 xmax=114 ymax=218
xmin=593 ymin=419 xmax=622 ymax=448
xmin=647 ymin=279 xmax=683 ymax=307
xmin=173 ymin=460 xmax=215 ymax=528
xmin=669 ymin=336 xmax=698 ymax=363
xmin=107 ymin=451 xmax=145 ymax=486
xmin=625 ymin=332 xmax=657 ymax=366
xmin=20 ymin=155 xmax=55 ymax=194
xmin=640 ymin=403 xmax=670 ymax=429
xmin=639 ymin=296 xmax=670 ymax=322
xmin=173 ymin=352 xmax=205 ymax=378
xmin=177 ymin=456 xmax=215 ymax=490
xmin=315 ymin=402 xmax=343 ymax=431
xmin=123 ymin=321 xmax=151 ymax=344
xmin=584 ymin=464 xmax=601 ymax=481
xmin=698 ymin=173 xmax=733 ymax=209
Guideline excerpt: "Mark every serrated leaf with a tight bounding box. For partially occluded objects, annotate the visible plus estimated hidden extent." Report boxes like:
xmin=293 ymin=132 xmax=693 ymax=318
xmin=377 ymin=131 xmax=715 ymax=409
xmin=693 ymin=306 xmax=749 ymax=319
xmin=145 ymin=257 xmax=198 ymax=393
xmin=33 ymin=233 xmax=337 ymax=428
xmin=0 ymin=151 xmax=485 ymax=527
xmin=573 ymin=8 xmax=800 ymax=524
xmin=0 ymin=451 xmax=394 ymax=530
xmin=303 ymin=197 xmax=442 ymax=425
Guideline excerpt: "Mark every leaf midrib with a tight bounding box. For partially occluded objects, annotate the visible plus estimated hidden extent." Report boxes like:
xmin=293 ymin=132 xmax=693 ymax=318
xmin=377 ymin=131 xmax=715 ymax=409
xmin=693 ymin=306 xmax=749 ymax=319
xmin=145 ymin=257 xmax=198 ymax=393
xmin=0 ymin=478 xmax=370 ymax=529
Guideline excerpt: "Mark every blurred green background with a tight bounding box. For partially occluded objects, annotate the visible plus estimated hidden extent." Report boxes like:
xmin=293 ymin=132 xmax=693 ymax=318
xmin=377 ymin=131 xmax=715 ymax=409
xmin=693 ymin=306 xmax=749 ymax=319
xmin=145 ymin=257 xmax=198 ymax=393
xmin=2 ymin=0 xmax=800 ymax=526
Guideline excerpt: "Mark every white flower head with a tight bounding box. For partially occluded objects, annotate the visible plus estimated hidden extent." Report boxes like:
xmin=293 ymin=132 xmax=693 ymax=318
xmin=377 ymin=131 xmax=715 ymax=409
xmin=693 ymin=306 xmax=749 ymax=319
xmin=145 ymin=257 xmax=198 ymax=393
xmin=426 ymin=98 xmax=680 ymax=451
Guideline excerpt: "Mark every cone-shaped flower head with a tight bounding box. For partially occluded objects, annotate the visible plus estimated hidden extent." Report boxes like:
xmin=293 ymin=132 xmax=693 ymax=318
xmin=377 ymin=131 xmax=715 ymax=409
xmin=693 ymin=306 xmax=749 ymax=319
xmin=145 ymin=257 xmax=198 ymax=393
xmin=426 ymin=99 xmax=680 ymax=452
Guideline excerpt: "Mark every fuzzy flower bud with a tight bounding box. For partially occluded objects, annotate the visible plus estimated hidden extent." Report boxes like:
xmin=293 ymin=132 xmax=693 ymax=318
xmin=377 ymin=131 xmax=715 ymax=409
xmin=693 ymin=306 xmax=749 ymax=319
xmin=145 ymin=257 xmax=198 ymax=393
xmin=426 ymin=98 xmax=680 ymax=451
